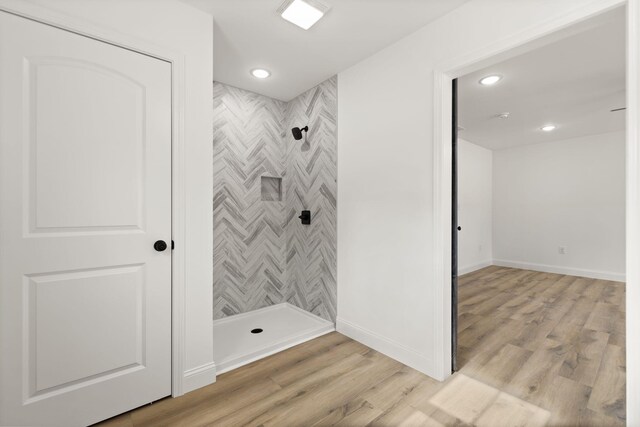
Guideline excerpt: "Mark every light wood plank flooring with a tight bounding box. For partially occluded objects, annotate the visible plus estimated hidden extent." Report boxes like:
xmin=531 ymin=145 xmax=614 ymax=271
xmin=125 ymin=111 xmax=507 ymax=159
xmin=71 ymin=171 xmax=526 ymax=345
xmin=96 ymin=266 xmax=625 ymax=426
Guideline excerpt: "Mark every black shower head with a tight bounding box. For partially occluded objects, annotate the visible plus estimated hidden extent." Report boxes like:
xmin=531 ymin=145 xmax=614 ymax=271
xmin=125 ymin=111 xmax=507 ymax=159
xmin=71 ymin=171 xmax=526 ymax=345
xmin=292 ymin=126 xmax=308 ymax=141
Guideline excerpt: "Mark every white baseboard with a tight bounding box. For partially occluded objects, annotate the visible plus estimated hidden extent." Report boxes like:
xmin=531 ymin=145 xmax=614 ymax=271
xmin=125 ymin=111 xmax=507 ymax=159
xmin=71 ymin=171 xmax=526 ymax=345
xmin=336 ymin=317 xmax=435 ymax=379
xmin=458 ymin=260 xmax=493 ymax=276
xmin=183 ymin=361 xmax=216 ymax=394
xmin=493 ymin=259 xmax=625 ymax=282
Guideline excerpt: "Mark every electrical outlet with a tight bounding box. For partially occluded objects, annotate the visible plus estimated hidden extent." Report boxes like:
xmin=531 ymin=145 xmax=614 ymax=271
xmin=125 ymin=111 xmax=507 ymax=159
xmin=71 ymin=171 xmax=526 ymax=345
xmin=558 ymin=246 xmax=567 ymax=255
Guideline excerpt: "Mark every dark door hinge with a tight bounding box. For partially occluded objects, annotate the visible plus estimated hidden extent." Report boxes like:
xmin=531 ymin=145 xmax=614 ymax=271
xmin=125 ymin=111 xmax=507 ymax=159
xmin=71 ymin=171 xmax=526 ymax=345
xmin=171 ymin=240 xmax=175 ymax=250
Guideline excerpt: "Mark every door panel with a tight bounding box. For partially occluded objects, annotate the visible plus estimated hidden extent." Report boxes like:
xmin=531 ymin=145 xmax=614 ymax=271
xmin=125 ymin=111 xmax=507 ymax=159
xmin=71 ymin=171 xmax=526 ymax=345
xmin=28 ymin=58 xmax=145 ymax=232
xmin=29 ymin=265 xmax=144 ymax=394
xmin=0 ymin=11 xmax=172 ymax=427
xmin=452 ymin=78 xmax=459 ymax=372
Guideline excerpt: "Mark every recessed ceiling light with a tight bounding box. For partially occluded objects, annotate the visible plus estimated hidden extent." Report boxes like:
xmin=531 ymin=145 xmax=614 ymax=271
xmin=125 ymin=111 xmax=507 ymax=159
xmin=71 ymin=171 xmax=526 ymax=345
xmin=541 ymin=124 xmax=556 ymax=132
xmin=279 ymin=0 xmax=329 ymax=30
xmin=479 ymin=75 xmax=502 ymax=86
xmin=251 ymin=68 xmax=271 ymax=79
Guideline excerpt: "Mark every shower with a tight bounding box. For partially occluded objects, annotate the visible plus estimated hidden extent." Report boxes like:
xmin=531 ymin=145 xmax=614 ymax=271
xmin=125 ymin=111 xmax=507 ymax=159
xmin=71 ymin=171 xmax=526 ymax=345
xmin=211 ymin=78 xmax=337 ymax=376
xmin=291 ymin=126 xmax=308 ymax=140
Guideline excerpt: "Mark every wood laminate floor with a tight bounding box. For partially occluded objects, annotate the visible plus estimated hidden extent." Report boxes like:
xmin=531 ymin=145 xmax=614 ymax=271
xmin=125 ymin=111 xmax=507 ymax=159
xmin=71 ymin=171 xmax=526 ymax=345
xmin=97 ymin=266 xmax=626 ymax=426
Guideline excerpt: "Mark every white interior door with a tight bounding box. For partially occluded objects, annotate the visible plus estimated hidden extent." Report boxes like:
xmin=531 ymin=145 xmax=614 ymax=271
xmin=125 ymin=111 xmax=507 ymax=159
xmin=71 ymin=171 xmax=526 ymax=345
xmin=0 ymin=11 xmax=172 ymax=427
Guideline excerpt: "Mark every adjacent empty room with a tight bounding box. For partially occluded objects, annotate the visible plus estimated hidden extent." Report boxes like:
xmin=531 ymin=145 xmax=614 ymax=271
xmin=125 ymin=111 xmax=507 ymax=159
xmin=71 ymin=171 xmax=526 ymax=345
xmin=455 ymin=7 xmax=626 ymax=425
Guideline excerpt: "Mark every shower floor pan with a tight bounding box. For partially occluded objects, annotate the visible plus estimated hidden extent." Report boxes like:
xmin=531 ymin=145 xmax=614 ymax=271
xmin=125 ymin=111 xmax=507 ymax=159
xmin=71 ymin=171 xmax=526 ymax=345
xmin=212 ymin=303 xmax=335 ymax=374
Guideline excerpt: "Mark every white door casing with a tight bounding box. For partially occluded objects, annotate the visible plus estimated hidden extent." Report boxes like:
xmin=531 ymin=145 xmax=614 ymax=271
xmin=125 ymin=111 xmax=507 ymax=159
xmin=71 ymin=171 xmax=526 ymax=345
xmin=0 ymin=11 xmax=172 ymax=427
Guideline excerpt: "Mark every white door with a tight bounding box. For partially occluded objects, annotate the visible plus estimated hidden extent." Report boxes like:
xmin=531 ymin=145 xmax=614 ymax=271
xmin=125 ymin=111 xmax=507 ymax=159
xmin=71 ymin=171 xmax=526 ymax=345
xmin=0 ymin=11 xmax=172 ymax=427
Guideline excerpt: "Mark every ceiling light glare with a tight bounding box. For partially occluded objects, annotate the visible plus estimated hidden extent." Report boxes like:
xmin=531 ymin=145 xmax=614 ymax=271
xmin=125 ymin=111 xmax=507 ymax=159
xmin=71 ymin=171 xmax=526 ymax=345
xmin=251 ymin=68 xmax=271 ymax=79
xmin=280 ymin=0 xmax=328 ymax=30
xmin=479 ymin=75 xmax=502 ymax=86
xmin=541 ymin=124 xmax=557 ymax=132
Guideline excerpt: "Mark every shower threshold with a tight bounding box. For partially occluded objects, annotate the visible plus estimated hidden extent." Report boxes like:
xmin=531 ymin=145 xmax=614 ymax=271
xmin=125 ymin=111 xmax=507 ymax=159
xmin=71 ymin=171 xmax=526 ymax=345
xmin=212 ymin=303 xmax=335 ymax=374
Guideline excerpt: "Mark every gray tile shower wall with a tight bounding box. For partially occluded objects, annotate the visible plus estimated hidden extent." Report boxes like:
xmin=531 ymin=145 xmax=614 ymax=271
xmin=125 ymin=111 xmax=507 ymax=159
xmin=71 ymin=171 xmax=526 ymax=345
xmin=212 ymin=77 xmax=337 ymax=321
xmin=284 ymin=77 xmax=337 ymax=322
xmin=212 ymin=83 xmax=287 ymax=319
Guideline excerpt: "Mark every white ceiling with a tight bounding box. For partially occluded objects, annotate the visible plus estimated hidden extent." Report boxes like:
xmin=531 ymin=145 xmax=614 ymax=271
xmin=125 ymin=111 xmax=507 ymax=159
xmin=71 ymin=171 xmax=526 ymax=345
xmin=180 ymin=0 xmax=468 ymax=101
xmin=458 ymin=8 xmax=626 ymax=151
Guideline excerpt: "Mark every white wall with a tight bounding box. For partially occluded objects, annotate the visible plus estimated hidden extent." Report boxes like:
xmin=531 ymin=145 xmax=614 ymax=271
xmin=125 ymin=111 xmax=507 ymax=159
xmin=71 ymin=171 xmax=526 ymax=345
xmin=457 ymin=133 xmax=625 ymax=281
xmin=493 ymin=131 xmax=626 ymax=280
xmin=20 ymin=0 xmax=215 ymax=390
xmin=458 ymin=139 xmax=493 ymax=275
xmin=336 ymin=0 xmax=625 ymax=380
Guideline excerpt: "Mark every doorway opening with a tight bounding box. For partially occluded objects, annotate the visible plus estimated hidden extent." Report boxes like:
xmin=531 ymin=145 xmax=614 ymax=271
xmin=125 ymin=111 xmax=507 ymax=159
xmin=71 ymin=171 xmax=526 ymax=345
xmin=450 ymin=7 xmax=627 ymax=424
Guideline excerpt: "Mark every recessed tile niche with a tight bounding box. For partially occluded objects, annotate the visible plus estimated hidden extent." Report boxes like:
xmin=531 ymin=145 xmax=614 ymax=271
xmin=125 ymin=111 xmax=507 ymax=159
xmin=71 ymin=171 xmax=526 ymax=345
xmin=261 ymin=176 xmax=282 ymax=201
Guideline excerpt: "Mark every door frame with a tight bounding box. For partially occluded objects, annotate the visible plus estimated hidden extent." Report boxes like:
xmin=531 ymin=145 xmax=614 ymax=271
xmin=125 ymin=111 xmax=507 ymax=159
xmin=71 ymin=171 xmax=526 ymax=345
xmin=450 ymin=78 xmax=458 ymax=373
xmin=432 ymin=0 xmax=639 ymax=423
xmin=0 ymin=0 xmax=189 ymax=397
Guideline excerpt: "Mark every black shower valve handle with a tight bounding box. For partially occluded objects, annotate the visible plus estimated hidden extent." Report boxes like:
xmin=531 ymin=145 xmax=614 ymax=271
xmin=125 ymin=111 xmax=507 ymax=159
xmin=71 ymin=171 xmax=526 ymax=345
xmin=298 ymin=210 xmax=311 ymax=225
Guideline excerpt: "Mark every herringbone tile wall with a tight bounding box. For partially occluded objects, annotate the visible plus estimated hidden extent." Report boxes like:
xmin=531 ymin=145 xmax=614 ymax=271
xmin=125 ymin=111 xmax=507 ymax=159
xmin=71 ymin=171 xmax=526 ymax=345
xmin=212 ymin=82 xmax=287 ymax=319
xmin=284 ymin=77 xmax=337 ymax=322
xmin=212 ymin=78 xmax=337 ymax=321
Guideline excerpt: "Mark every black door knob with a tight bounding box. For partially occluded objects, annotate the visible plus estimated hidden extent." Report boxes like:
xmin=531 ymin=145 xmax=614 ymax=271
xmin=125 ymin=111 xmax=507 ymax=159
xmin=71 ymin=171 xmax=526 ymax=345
xmin=457 ymin=226 xmax=462 ymax=231
xmin=154 ymin=240 xmax=168 ymax=252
